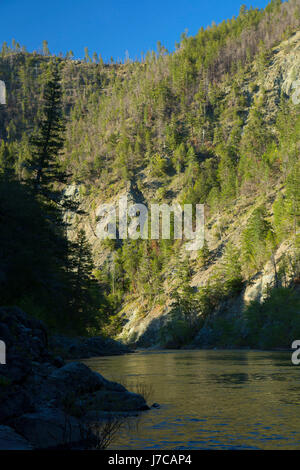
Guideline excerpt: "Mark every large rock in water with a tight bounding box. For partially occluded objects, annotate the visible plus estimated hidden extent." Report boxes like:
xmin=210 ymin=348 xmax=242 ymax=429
xmin=82 ymin=390 xmax=149 ymax=412
xmin=47 ymin=361 xmax=126 ymax=396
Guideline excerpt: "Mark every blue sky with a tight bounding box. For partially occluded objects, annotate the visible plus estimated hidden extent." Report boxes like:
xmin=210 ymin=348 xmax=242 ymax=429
xmin=1 ymin=0 xmax=270 ymax=62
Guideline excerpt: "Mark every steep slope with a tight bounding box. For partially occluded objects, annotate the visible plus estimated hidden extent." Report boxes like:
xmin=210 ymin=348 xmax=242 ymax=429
xmin=64 ymin=30 xmax=300 ymax=348
xmin=0 ymin=0 xmax=299 ymax=347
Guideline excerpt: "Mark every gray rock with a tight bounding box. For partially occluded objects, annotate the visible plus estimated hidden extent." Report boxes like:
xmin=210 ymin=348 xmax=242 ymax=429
xmin=83 ymin=410 xmax=139 ymax=422
xmin=0 ymin=425 xmax=32 ymax=450
xmin=0 ymin=308 xmax=148 ymax=449
xmin=83 ymin=390 xmax=149 ymax=412
xmin=13 ymin=407 xmax=84 ymax=449
xmin=0 ymin=306 xmax=50 ymax=385
xmin=47 ymin=362 xmax=126 ymax=397
xmin=0 ymin=386 xmax=32 ymax=422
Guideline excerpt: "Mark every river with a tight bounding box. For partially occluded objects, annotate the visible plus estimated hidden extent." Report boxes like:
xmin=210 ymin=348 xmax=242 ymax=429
xmin=83 ymin=350 xmax=300 ymax=450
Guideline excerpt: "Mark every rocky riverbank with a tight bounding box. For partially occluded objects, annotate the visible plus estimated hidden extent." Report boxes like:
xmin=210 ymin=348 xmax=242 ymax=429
xmin=49 ymin=333 xmax=133 ymax=360
xmin=0 ymin=307 xmax=149 ymax=450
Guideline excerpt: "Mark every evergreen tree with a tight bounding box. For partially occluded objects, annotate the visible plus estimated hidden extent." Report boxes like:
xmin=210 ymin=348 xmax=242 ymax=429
xmin=221 ymin=242 xmax=243 ymax=294
xmin=29 ymin=61 xmax=66 ymax=199
xmin=0 ymin=140 xmax=15 ymax=178
xmin=84 ymin=47 xmax=91 ymax=63
xmin=198 ymin=239 xmax=210 ymax=267
xmin=285 ymin=162 xmax=300 ymax=238
xmin=68 ymin=229 xmax=102 ymax=331
xmin=42 ymin=40 xmax=50 ymax=56
xmin=242 ymin=206 xmax=274 ymax=273
xmin=171 ymin=256 xmax=198 ymax=326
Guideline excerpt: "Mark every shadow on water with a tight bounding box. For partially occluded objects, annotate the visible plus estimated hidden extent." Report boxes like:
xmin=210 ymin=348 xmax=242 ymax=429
xmin=83 ymin=350 xmax=300 ymax=450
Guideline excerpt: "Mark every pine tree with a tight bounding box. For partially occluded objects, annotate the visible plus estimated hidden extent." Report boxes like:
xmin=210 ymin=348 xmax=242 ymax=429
xmin=68 ymin=229 xmax=101 ymax=330
xmin=242 ymin=206 xmax=273 ymax=273
xmin=0 ymin=141 xmax=15 ymax=178
xmin=198 ymin=239 xmax=210 ymax=267
xmin=29 ymin=61 xmax=66 ymax=199
xmin=70 ymin=229 xmax=94 ymax=291
xmin=171 ymin=256 xmax=198 ymax=326
xmin=42 ymin=40 xmax=50 ymax=56
xmin=286 ymin=162 xmax=300 ymax=239
xmin=84 ymin=47 xmax=91 ymax=63
xmin=221 ymin=242 xmax=243 ymax=294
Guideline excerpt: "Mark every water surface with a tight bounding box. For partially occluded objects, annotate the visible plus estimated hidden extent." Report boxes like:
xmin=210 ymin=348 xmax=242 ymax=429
xmin=84 ymin=350 xmax=300 ymax=449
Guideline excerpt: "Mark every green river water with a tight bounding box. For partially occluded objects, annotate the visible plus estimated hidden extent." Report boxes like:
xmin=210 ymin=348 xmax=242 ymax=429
xmin=84 ymin=349 xmax=300 ymax=450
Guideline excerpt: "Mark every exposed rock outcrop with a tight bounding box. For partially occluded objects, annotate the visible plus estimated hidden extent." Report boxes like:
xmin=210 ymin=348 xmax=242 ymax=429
xmin=0 ymin=307 xmax=149 ymax=450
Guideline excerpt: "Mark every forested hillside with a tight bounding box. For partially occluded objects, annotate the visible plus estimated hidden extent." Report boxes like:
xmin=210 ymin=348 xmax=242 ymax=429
xmin=0 ymin=0 xmax=299 ymax=348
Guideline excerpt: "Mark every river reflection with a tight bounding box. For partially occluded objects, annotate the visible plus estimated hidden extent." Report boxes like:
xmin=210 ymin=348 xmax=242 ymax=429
xmin=83 ymin=350 xmax=300 ymax=449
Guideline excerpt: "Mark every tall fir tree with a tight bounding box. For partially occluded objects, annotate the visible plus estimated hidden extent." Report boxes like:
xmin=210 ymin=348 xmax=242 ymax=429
xmin=29 ymin=60 xmax=66 ymax=200
xmin=68 ymin=229 xmax=100 ymax=330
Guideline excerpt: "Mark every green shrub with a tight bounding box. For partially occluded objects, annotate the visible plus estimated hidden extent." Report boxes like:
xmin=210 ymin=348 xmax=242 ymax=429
xmin=245 ymin=287 xmax=300 ymax=349
xmin=159 ymin=310 xmax=197 ymax=348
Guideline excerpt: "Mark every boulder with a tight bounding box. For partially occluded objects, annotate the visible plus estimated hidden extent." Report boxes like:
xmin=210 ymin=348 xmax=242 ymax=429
xmin=13 ymin=407 xmax=83 ymax=449
xmin=83 ymin=390 xmax=149 ymax=412
xmin=0 ymin=386 xmax=32 ymax=422
xmin=82 ymin=410 xmax=139 ymax=422
xmin=0 ymin=306 xmax=50 ymax=385
xmin=0 ymin=425 xmax=33 ymax=450
xmin=0 ymin=308 xmax=148 ymax=449
xmin=47 ymin=362 xmax=126 ymax=397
